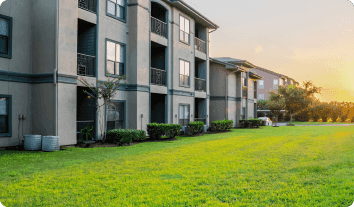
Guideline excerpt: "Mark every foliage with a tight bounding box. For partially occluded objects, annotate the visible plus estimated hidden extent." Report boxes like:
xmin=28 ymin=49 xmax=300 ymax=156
xmin=345 ymin=118 xmax=351 ymax=123
xmin=2 ymin=127 xmax=354 ymax=206
xmin=327 ymin=118 xmax=333 ymax=123
xmin=257 ymin=100 xmax=269 ymax=110
xmin=336 ymin=118 xmax=342 ymax=123
xmin=187 ymin=121 xmax=204 ymax=136
xmin=106 ymin=129 xmax=146 ymax=144
xmin=77 ymin=71 xmax=126 ymax=141
xmin=211 ymin=119 xmax=233 ymax=131
xmin=267 ymin=90 xmax=285 ymax=125
xmin=147 ymin=123 xmax=181 ymax=140
xmin=318 ymin=118 xmax=323 ymax=122
xmin=80 ymin=126 xmax=93 ymax=141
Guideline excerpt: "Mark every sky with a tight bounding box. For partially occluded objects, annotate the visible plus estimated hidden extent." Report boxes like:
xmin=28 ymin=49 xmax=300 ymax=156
xmin=184 ymin=0 xmax=354 ymax=103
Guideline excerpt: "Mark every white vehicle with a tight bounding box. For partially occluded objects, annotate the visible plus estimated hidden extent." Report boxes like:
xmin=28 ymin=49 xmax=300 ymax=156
xmin=258 ymin=117 xmax=272 ymax=126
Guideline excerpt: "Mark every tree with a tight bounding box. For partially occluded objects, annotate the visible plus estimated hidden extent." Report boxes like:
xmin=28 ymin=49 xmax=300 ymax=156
xmin=267 ymin=90 xmax=285 ymax=126
xmin=77 ymin=72 xmax=126 ymax=141
xmin=277 ymin=81 xmax=321 ymax=125
xmin=257 ymin=100 xmax=268 ymax=110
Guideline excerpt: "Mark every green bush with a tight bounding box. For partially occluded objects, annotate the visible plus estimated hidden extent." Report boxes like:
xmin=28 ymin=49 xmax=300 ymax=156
xmin=187 ymin=121 xmax=204 ymax=136
xmin=147 ymin=123 xmax=181 ymax=140
xmin=211 ymin=119 xmax=233 ymax=131
xmin=239 ymin=119 xmax=262 ymax=128
xmin=106 ymin=129 xmax=146 ymax=145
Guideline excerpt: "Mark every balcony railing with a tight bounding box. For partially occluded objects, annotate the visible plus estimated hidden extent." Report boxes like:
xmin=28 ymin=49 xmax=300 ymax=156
xmin=78 ymin=0 xmax=97 ymax=13
xmin=195 ymin=77 xmax=206 ymax=92
xmin=77 ymin=120 xmax=95 ymax=141
xmin=77 ymin=53 xmax=96 ymax=77
xmin=151 ymin=17 xmax=167 ymax=38
xmin=151 ymin=67 xmax=167 ymax=86
xmin=195 ymin=37 xmax=206 ymax=53
xmin=195 ymin=118 xmax=206 ymax=125
xmin=242 ymin=86 xmax=248 ymax=98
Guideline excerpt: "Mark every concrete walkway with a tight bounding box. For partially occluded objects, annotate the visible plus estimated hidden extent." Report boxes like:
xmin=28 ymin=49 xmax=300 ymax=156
xmin=272 ymin=123 xmax=354 ymax=127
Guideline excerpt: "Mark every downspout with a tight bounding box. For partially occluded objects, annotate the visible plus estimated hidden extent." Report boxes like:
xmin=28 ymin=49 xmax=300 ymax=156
xmin=54 ymin=0 xmax=59 ymax=136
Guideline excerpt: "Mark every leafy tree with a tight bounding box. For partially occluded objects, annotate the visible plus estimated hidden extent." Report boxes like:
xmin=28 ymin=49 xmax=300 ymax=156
xmin=77 ymin=72 xmax=126 ymax=141
xmin=257 ymin=100 xmax=269 ymax=110
xmin=267 ymin=90 xmax=285 ymax=126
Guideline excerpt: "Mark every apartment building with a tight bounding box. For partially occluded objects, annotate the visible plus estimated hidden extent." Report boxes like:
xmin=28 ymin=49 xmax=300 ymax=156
xmin=0 ymin=0 xmax=219 ymax=147
xmin=209 ymin=58 xmax=263 ymax=127
xmin=250 ymin=67 xmax=298 ymax=101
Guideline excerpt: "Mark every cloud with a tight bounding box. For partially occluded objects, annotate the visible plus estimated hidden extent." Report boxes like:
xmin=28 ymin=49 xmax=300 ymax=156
xmin=255 ymin=45 xmax=263 ymax=53
xmin=0 ymin=0 xmax=6 ymax=6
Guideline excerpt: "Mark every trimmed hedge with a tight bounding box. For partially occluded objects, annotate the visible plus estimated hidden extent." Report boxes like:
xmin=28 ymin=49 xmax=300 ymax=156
xmin=211 ymin=119 xmax=233 ymax=131
xmin=187 ymin=121 xmax=204 ymax=136
xmin=147 ymin=123 xmax=182 ymax=140
xmin=106 ymin=129 xmax=146 ymax=145
xmin=239 ymin=119 xmax=262 ymax=128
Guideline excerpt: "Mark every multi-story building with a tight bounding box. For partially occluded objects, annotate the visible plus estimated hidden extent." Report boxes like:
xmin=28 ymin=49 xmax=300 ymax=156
xmin=250 ymin=67 xmax=298 ymax=100
xmin=0 ymin=0 xmax=219 ymax=148
xmin=209 ymin=57 xmax=263 ymax=127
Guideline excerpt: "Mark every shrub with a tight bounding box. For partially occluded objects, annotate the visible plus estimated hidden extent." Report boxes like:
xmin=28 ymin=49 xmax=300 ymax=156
xmin=351 ymin=116 xmax=354 ymax=123
xmin=211 ymin=119 xmax=233 ymax=131
xmin=345 ymin=118 xmax=351 ymax=123
xmin=187 ymin=121 xmax=204 ymax=136
xmin=327 ymin=118 xmax=333 ymax=123
xmin=308 ymin=119 xmax=314 ymax=122
xmin=106 ymin=129 xmax=146 ymax=145
xmin=336 ymin=118 xmax=342 ymax=123
xmin=248 ymin=119 xmax=262 ymax=127
xmin=147 ymin=123 xmax=181 ymax=140
xmin=318 ymin=118 xmax=323 ymax=122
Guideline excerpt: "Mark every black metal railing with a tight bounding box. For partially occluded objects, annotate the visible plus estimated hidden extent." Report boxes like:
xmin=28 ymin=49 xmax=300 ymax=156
xmin=151 ymin=17 xmax=167 ymax=38
xmin=195 ymin=77 xmax=206 ymax=92
xmin=195 ymin=37 xmax=206 ymax=53
xmin=180 ymin=74 xmax=189 ymax=86
xmin=77 ymin=121 xmax=95 ymax=141
xmin=195 ymin=118 xmax=206 ymax=125
xmin=78 ymin=0 xmax=97 ymax=13
xmin=77 ymin=53 xmax=96 ymax=77
xmin=151 ymin=67 xmax=167 ymax=86
xmin=243 ymin=86 xmax=248 ymax=98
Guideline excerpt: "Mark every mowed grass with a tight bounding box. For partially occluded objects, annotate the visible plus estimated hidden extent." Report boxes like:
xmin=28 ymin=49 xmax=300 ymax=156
xmin=1 ymin=126 xmax=354 ymax=206
xmin=292 ymin=121 xmax=353 ymax=125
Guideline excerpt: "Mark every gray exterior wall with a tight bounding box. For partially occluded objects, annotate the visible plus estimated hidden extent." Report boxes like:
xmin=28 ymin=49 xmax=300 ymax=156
xmin=0 ymin=0 xmax=215 ymax=147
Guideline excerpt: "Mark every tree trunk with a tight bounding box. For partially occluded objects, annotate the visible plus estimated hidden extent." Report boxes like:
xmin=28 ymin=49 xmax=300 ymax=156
xmin=290 ymin=114 xmax=293 ymax=124
xmin=104 ymin=99 xmax=107 ymax=141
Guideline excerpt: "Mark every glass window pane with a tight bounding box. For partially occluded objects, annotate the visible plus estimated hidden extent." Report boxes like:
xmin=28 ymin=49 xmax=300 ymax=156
xmin=0 ymin=36 xmax=8 ymax=54
xmin=117 ymin=63 xmax=124 ymax=75
xmin=116 ymin=0 xmax=124 ymax=6
xmin=180 ymin=60 xmax=184 ymax=74
xmin=115 ymin=102 xmax=124 ymax=120
xmin=107 ymin=61 xmax=115 ymax=74
xmin=107 ymin=41 xmax=116 ymax=61
xmin=184 ymin=76 xmax=189 ymax=86
xmin=185 ymin=62 xmax=189 ymax=76
xmin=180 ymin=30 xmax=184 ymax=41
xmin=115 ymin=44 xmax=121 ymax=62
xmin=0 ymin=18 xmax=8 ymax=36
xmin=179 ymin=105 xmax=184 ymax=119
xmin=259 ymin=80 xmax=263 ymax=85
xmin=180 ymin=74 xmax=184 ymax=85
xmin=185 ymin=33 xmax=189 ymax=43
xmin=120 ymin=6 xmax=125 ymax=20
xmin=185 ymin=19 xmax=189 ymax=34
xmin=0 ymin=98 xmax=7 ymax=115
xmin=107 ymin=1 xmax=116 ymax=16
xmin=180 ymin=16 xmax=184 ymax=31
xmin=106 ymin=103 xmax=116 ymax=121
xmin=0 ymin=116 xmax=7 ymax=133
xmin=109 ymin=0 xmax=117 ymax=3
xmin=184 ymin=106 xmax=189 ymax=119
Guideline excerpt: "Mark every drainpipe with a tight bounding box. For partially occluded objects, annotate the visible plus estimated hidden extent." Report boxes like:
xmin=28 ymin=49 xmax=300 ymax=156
xmin=53 ymin=0 xmax=59 ymax=136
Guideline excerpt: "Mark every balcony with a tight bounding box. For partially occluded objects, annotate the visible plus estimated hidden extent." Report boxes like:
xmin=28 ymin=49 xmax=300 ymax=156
xmin=151 ymin=17 xmax=167 ymax=38
xmin=77 ymin=53 xmax=96 ymax=77
xmin=78 ymin=0 xmax=97 ymax=13
xmin=242 ymin=86 xmax=248 ymax=98
xmin=195 ymin=37 xmax=206 ymax=53
xmin=195 ymin=77 xmax=206 ymax=92
xmin=151 ymin=67 xmax=167 ymax=86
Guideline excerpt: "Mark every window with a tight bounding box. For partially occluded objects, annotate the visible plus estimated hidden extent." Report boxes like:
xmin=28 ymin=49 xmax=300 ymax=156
xmin=0 ymin=15 xmax=12 ymax=59
xmin=179 ymin=15 xmax=190 ymax=44
xmin=241 ymin=107 xmax=246 ymax=120
xmin=258 ymin=80 xmax=264 ymax=89
xmin=179 ymin=59 xmax=190 ymax=87
xmin=273 ymin=79 xmax=279 ymax=89
xmin=107 ymin=0 xmax=126 ymax=21
xmin=106 ymin=101 xmax=125 ymax=131
xmin=179 ymin=104 xmax=190 ymax=126
xmin=106 ymin=40 xmax=125 ymax=77
xmin=258 ymin=94 xmax=264 ymax=100
xmin=0 ymin=95 xmax=11 ymax=137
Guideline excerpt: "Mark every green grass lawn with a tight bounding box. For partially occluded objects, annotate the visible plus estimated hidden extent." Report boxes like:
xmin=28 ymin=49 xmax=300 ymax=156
xmin=291 ymin=121 xmax=353 ymax=125
xmin=1 ymin=126 xmax=354 ymax=206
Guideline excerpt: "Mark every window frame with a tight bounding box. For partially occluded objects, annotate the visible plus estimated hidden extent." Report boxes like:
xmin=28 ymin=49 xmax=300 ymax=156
xmin=0 ymin=94 xmax=12 ymax=137
xmin=179 ymin=59 xmax=190 ymax=87
xmin=105 ymin=39 xmax=126 ymax=78
xmin=106 ymin=100 xmax=126 ymax=130
xmin=258 ymin=94 xmax=264 ymax=100
xmin=179 ymin=14 xmax=190 ymax=45
xmin=0 ymin=14 xmax=12 ymax=59
xmin=106 ymin=0 xmax=127 ymax=22
xmin=179 ymin=103 xmax=190 ymax=127
xmin=258 ymin=80 xmax=264 ymax=89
